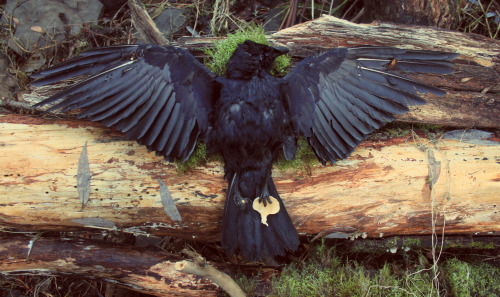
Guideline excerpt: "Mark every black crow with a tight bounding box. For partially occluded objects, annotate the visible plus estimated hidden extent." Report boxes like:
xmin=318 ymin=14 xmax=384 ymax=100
xmin=31 ymin=40 xmax=457 ymax=261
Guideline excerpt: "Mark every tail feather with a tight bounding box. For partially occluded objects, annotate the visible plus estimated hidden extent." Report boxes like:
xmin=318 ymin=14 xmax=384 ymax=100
xmin=221 ymin=175 xmax=299 ymax=261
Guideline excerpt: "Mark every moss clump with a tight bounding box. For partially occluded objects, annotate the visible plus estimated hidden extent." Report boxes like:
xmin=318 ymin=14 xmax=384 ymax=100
xmin=203 ymin=25 xmax=291 ymax=77
xmin=443 ymin=258 xmax=500 ymax=297
xmin=402 ymin=237 xmax=421 ymax=248
xmin=174 ymin=142 xmax=207 ymax=174
xmin=446 ymin=239 xmax=496 ymax=250
xmin=274 ymin=137 xmax=318 ymax=175
xmin=271 ymin=241 xmax=437 ymax=297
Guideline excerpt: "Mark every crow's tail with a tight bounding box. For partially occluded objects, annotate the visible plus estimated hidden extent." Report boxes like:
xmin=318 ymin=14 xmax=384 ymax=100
xmin=221 ymin=174 xmax=299 ymax=261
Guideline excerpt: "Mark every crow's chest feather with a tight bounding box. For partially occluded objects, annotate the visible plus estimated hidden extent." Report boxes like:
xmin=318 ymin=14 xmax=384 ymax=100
xmin=214 ymin=77 xmax=287 ymax=148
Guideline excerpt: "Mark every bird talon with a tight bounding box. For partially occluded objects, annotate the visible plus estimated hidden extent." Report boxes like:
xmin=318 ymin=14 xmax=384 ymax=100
xmin=259 ymin=185 xmax=272 ymax=207
xmin=235 ymin=195 xmax=249 ymax=210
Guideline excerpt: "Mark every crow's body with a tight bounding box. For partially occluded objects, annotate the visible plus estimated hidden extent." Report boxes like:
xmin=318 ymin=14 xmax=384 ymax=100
xmin=212 ymin=74 xmax=298 ymax=260
xmin=31 ymin=40 xmax=457 ymax=261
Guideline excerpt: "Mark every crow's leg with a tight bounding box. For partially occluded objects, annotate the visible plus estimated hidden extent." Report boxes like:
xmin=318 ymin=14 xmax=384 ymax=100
xmin=230 ymin=173 xmax=250 ymax=210
xmin=258 ymin=176 xmax=272 ymax=207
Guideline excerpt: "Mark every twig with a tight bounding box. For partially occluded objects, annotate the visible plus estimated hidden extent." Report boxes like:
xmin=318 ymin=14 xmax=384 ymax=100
xmin=175 ymin=259 xmax=245 ymax=297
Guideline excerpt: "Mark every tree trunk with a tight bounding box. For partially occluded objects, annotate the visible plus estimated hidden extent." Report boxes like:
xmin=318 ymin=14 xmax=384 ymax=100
xmin=1 ymin=113 xmax=498 ymax=241
xmin=363 ymin=0 xmax=459 ymax=29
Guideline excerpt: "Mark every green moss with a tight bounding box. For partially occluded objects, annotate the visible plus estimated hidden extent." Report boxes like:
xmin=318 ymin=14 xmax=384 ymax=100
xmin=443 ymin=258 xmax=500 ymax=297
xmin=271 ymin=240 xmax=438 ymax=297
xmin=402 ymin=237 xmax=421 ymax=248
xmin=203 ymin=25 xmax=291 ymax=77
xmin=234 ymin=271 xmax=259 ymax=296
xmin=446 ymin=239 xmax=496 ymax=250
xmin=384 ymin=237 xmax=400 ymax=250
xmin=275 ymin=137 xmax=319 ymax=175
xmin=174 ymin=142 xmax=207 ymax=174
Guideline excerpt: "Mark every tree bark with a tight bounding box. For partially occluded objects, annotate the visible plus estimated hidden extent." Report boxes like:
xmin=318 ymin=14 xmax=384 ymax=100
xmin=1 ymin=113 xmax=499 ymax=241
xmin=363 ymin=0 xmax=459 ymax=29
xmin=0 ymin=233 xmax=222 ymax=296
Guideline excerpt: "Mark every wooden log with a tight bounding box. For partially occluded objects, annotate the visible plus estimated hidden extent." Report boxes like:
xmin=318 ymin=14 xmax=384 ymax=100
xmin=0 ymin=232 xmax=220 ymax=296
xmin=1 ymin=113 xmax=498 ymax=241
xmin=175 ymin=15 xmax=500 ymax=129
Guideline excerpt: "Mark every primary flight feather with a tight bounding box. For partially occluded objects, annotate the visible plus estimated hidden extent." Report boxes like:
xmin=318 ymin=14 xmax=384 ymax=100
xmin=32 ymin=40 xmax=457 ymax=261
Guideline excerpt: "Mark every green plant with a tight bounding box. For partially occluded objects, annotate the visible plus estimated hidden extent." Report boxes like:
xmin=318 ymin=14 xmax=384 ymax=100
xmin=175 ymin=142 xmax=207 ymax=174
xmin=275 ymin=137 xmax=319 ymax=175
xmin=443 ymin=258 xmax=500 ymax=296
xmin=459 ymin=0 xmax=500 ymax=39
xmin=271 ymin=240 xmax=443 ymax=296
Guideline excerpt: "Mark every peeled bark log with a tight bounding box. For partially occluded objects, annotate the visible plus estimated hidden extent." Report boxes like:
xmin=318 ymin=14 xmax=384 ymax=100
xmin=1 ymin=113 xmax=498 ymax=241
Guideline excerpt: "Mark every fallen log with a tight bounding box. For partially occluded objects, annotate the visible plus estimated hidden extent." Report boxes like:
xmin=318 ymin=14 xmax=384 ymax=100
xmin=176 ymin=15 xmax=500 ymax=129
xmin=0 ymin=232 xmax=220 ymax=296
xmin=1 ymin=113 xmax=498 ymax=241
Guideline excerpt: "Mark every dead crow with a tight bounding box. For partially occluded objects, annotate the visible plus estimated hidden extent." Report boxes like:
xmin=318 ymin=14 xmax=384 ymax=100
xmin=32 ymin=40 xmax=457 ymax=261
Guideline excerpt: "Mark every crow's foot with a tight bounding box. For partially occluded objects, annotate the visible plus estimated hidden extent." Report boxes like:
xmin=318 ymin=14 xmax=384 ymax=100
xmin=258 ymin=182 xmax=272 ymax=207
xmin=234 ymin=189 xmax=250 ymax=210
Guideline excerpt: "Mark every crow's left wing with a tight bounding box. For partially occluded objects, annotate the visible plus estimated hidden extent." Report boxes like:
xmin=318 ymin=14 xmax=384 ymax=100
xmin=282 ymin=46 xmax=457 ymax=164
xmin=32 ymin=44 xmax=216 ymax=162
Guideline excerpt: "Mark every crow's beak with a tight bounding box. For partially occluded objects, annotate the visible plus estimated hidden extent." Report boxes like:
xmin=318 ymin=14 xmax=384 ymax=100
xmin=274 ymin=46 xmax=289 ymax=55
xmin=270 ymin=42 xmax=289 ymax=56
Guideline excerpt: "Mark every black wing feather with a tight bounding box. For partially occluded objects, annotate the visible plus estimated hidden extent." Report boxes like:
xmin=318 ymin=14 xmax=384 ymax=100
xmin=32 ymin=44 xmax=216 ymax=162
xmin=284 ymin=46 xmax=457 ymax=164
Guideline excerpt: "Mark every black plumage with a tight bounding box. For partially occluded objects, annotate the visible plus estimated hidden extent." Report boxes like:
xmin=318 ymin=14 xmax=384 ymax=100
xmin=31 ymin=40 xmax=457 ymax=261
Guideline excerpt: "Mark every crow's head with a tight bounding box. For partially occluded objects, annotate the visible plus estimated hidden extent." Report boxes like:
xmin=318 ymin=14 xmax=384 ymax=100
xmin=225 ymin=40 xmax=289 ymax=80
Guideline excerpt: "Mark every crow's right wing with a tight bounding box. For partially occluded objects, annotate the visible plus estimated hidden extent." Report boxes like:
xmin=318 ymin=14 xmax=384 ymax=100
xmin=32 ymin=44 xmax=217 ymax=162
xmin=282 ymin=46 xmax=458 ymax=164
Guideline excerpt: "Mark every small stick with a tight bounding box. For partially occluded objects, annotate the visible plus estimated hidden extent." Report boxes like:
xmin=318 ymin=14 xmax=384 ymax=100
xmin=175 ymin=259 xmax=246 ymax=297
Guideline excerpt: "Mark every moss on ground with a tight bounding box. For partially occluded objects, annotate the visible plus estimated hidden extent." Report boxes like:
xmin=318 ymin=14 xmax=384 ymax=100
xmin=269 ymin=240 xmax=500 ymax=297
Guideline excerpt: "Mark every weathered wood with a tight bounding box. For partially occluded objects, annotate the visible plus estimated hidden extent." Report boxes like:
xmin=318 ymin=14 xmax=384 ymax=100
xmin=1 ymin=113 xmax=498 ymax=241
xmin=363 ymin=0 xmax=459 ymax=29
xmin=128 ymin=0 xmax=167 ymax=45
xmin=0 ymin=232 xmax=219 ymax=296
xmin=176 ymin=15 xmax=500 ymax=129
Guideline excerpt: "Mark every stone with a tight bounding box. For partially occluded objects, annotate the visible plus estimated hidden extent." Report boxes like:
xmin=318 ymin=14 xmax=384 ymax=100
xmin=1 ymin=0 xmax=104 ymax=55
xmin=154 ymin=8 xmax=186 ymax=37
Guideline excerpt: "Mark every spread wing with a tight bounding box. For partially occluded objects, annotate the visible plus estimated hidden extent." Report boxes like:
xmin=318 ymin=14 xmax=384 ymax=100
xmin=282 ymin=46 xmax=457 ymax=164
xmin=32 ymin=44 xmax=216 ymax=162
